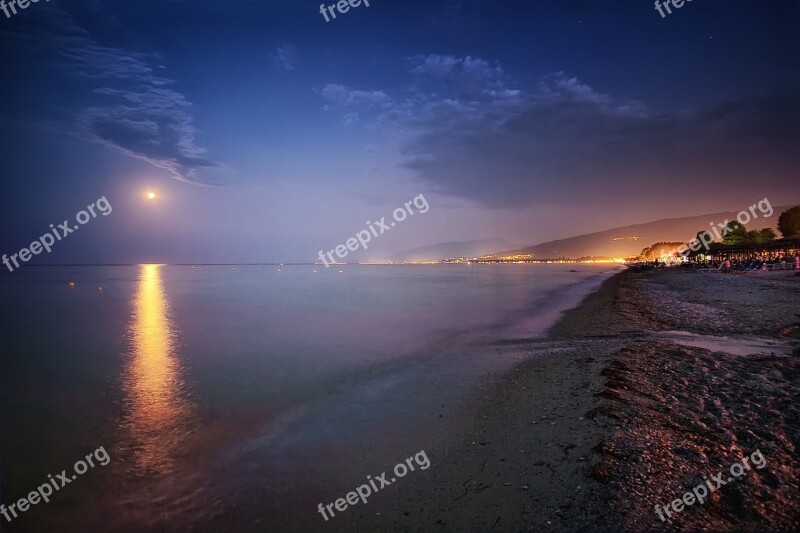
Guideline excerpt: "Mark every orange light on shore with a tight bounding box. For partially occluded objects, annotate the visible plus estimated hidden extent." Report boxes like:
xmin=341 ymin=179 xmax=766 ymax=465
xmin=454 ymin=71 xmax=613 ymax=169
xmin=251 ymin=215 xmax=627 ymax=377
xmin=146 ymin=192 xmax=157 ymax=200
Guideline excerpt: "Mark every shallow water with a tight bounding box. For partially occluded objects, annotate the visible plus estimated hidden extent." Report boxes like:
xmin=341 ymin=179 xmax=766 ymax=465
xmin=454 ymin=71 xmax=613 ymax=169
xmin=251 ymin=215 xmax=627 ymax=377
xmin=658 ymin=330 xmax=793 ymax=356
xmin=0 ymin=263 xmax=619 ymax=530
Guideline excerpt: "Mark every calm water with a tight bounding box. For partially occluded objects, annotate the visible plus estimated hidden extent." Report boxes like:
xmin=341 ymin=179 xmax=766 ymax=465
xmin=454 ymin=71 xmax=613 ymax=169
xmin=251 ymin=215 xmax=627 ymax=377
xmin=0 ymin=264 xmax=618 ymax=531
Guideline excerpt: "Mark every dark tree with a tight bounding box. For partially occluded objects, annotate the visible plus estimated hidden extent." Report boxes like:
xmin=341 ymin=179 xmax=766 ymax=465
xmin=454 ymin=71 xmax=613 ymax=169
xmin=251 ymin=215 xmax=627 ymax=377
xmin=722 ymin=224 xmax=748 ymax=244
xmin=759 ymin=228 xmax=777 ymax=241
xmin=777 ymin=206 xmax=800 ymax=237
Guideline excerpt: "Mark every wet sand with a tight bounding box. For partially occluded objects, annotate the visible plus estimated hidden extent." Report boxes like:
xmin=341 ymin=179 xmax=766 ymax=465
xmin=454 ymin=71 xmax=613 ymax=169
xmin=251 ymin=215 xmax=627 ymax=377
xmin=342 ymin=269 xmax=800 ymax=532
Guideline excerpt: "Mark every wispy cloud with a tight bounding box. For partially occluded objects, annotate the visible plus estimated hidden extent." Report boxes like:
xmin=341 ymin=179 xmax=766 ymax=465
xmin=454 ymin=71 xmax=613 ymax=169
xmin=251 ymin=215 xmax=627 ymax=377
xmin=409 ymin=54 xmax=506 ymax=98
xmin=25 ymin=6 xmax=223 ymax=186
xmin=319 ymin=83 xmax=390 ymax=108
xmin=272 ymin=43 xmax=298 ymax=71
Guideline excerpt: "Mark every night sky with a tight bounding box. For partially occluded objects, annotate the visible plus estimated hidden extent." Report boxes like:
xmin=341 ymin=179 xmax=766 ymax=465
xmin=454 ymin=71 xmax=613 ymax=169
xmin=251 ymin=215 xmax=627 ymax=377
xmin=1 ymin=0 xmax=798 ymax=263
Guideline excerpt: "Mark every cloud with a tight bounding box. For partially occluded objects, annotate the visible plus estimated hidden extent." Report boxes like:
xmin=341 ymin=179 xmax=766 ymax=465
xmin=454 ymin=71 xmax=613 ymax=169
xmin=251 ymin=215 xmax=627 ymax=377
xmin=409 ymin=54 xmax=506 ymax=98
xmin=320 ymin=84 xmax=390 ymax=108
xmin=341 ymin=112 xmax=360 ymax=126
xmin=80 ymin=87 xmax=219 ymax=184
xmin=401 ymin=74 xmax=798 ymax=207
xmin=272 ymin=43 xmax=298 ymax=71
xmin=536 ymin=71 xmax=613 ymax=105
xmin=322 ymin=55 xmax=800 ymax=208
xmin=28 ymin=6 xmax=223 ymax=185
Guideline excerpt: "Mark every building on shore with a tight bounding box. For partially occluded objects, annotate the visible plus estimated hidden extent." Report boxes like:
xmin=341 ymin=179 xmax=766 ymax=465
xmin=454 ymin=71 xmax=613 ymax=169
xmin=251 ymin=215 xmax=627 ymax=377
xmin=688 ymin=237 xmax=800 ymax=263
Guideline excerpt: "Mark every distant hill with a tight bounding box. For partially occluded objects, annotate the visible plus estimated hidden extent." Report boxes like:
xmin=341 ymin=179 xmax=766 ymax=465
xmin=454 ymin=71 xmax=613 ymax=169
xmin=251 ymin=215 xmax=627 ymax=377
xmin=488 ymin=205 xmax=796 ymax=260
xmin=386 ymin=239 xmax=517 ymax=263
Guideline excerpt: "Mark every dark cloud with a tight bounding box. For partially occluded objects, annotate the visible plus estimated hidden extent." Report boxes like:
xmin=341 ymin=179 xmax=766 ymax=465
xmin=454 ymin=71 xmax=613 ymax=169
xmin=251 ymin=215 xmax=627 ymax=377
xmin=328 ymin=55 xmax=800 ymax=208
xmin=79 ymin=96 xmax=220 ymax=185
xmin=24 ymin=6 xmax=224 ymax=186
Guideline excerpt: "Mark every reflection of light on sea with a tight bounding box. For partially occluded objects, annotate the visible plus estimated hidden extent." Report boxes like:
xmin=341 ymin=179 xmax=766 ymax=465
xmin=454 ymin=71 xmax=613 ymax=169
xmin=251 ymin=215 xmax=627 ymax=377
xmin=121 ymin=264 xmax=195 ymax=476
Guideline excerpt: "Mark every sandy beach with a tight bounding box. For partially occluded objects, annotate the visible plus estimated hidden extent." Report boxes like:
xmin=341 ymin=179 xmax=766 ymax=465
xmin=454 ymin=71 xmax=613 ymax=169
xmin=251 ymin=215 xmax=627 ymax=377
xmin=340 ymin=268 xmax=800 ymax=532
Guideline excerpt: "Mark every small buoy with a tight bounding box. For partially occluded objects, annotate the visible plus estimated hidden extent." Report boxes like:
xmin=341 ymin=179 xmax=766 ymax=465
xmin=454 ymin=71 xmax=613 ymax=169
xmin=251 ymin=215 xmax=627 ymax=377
xmin=98 ymin=287 xmax=103 ymax=292
xmin=68 ymin=282 xmax=76 ymax=288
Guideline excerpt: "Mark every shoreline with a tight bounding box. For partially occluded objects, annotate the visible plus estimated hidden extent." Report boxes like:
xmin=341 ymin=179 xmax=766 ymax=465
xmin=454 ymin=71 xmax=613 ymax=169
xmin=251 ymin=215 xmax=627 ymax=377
xmin=1 ymin=264 xmax=632 ymax=533
xmin=6 ymin=267 xmax=797 ymax=532
xmin=203 ymin=266 xmax=627 ymax=532
xmin=584 ymin=269 xmax=800 ymax=532
xmin=341 ymin=268 xmax=799 ymax=532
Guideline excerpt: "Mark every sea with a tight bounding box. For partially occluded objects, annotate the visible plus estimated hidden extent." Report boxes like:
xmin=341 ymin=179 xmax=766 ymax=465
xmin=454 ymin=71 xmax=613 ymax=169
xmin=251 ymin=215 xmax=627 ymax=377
xmin=0 ymin=263 xmax=620 ymax=531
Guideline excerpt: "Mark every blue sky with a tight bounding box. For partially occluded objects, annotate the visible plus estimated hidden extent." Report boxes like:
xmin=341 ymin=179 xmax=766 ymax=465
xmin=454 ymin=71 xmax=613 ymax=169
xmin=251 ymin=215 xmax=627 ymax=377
xmin=0 ymin=0 xmax=798 ymax=263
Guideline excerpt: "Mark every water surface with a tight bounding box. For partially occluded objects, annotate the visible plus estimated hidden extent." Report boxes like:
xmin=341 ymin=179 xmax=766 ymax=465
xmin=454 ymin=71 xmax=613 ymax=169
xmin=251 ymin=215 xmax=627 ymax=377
xmin=0 ymin=263 xmax=619 ymax=530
